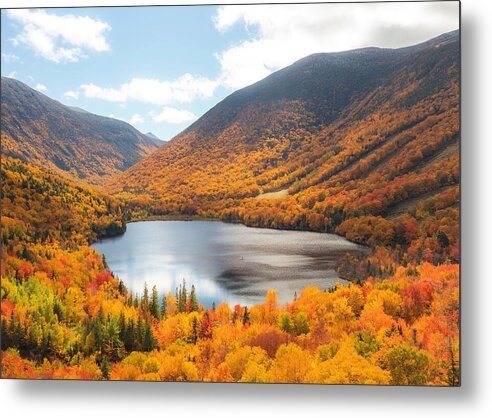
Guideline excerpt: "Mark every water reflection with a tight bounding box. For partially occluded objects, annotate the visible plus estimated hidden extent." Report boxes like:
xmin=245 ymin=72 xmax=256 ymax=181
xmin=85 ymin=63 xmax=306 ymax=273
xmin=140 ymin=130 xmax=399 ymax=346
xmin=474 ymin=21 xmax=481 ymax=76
xmin=91 ymin=221 xmax=364 ymax=307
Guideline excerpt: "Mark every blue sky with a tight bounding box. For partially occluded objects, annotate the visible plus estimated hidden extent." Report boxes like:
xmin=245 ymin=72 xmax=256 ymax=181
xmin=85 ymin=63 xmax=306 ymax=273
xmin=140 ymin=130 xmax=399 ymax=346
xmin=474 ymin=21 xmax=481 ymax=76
xmin=1 ymin=3 xmax=459 ymax=140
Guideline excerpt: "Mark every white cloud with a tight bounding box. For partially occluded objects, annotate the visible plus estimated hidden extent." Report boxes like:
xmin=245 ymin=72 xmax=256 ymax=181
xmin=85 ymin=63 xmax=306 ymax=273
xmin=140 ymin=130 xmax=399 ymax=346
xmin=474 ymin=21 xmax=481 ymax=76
xmin=81 ymin=83 xmax=126 ymax=102
xmin=35 ymin=83 xmax=47 ymax=92
xmin=214 ymin=2 xmax=459 ymax=89
xmin=108 ymin=113 xmax=144 ymax=126
xmin=81 ymin=73 xmax=218 ymax=105
xmin=7 ymin=9 xmax=111 ymax=63
xmin=128 ymin=114 xmax=144 ymax=125
xmin=6 ymin=71 xmax=17 ymax=79
xmin=151 ymin=107 xmax=196 ymax=124
xmin=1 ymin=53 xmax=19 ymax=63
xmin=63 ymin=90 xmax=79 ymax=100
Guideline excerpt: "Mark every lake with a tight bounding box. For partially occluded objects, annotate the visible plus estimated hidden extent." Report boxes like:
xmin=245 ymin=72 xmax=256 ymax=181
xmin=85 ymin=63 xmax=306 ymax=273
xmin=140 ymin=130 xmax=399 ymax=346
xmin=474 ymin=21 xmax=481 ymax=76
xmin=91 ymin=220 xmax=364 ymax=307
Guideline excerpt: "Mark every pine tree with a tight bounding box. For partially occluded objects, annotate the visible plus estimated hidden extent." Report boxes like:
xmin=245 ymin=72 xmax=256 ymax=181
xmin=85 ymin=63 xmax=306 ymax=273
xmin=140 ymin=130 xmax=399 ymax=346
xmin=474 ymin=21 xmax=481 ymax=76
xmin=1 ymin=317 xmax=10 ymax=349
xmin=136 ymin=315 xmax=143 ymax=351
xmin=178 ymin=279 xmax=187 ymax=313
xmin=118 ymin=312 xmax=126 ymax=348
xmin=125 ymin=318 xmax=135 ymax=352
xmin=189 ymin=284 xmax=198 ymax=312
xmin=92 ymin=308 xmax=106 ymax=353
xmin=142 ymin=316 xmax=155 ymax=352
xmin=100 ymin=357 xmax=111 ymax=380
xmin=142 ymin=283 xmax=149 ymax=312
xmin=102 ymin=254 xmax=108 ymax=268
xmin=106 ymin=318 xmax=123 ymax=361
xmin=149 ymin=285 xmax=161 ymax=319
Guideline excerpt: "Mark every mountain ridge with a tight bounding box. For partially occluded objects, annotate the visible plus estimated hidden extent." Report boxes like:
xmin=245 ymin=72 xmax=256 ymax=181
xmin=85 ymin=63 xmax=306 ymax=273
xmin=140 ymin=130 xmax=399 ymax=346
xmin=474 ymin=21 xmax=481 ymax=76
xmin=176 ymin=29 xmax=458 ymax=141
xmin=111 ymin=30 xmax=459 ymax=206
xmin=1 ymin=77 xmax=161 ymax=185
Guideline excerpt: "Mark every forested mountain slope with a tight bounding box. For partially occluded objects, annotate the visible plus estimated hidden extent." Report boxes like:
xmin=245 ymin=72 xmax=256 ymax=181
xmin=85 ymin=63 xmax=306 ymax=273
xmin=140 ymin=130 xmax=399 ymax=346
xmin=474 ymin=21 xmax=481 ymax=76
xmin=1 ymin=77 xmax=161 ymax=185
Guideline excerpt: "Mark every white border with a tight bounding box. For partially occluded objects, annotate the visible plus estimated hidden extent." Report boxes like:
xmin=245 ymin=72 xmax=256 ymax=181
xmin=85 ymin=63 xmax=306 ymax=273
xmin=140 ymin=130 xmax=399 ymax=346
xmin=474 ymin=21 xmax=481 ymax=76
xmin=2 ymin=0 xmax=492 ymax=417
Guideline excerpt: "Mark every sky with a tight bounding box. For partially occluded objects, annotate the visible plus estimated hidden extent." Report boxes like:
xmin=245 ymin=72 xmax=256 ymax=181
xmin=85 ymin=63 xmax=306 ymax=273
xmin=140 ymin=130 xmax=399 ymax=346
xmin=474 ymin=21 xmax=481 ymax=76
xmin=1 ymin=2 xmax=459 ymax=141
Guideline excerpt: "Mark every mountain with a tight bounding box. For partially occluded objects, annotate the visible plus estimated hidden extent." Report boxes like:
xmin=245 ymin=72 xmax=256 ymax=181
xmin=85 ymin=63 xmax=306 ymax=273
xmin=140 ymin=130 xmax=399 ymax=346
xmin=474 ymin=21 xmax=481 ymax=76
xmin=68 ymin=106 xmax=90 ymax=114
xmin=111 ymin=30 xmax=459 ymax=237
xmin=1 ymin=77 xmax=161 ymax=185
xmin=145 ymin=132 xmax=165 ymax=146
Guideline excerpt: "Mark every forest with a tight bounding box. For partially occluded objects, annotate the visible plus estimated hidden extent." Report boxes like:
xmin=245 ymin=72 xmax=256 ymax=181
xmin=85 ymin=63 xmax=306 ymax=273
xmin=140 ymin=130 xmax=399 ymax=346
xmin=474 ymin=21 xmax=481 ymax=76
xmin=1 ymin=156 xmax=459 ymax=384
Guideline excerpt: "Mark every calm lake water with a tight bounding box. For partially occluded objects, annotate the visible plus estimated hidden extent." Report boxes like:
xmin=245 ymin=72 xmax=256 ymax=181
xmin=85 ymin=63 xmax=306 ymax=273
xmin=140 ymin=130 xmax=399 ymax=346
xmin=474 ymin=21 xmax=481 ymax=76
xmin=91 ymin=221 xmax=364 ymax=307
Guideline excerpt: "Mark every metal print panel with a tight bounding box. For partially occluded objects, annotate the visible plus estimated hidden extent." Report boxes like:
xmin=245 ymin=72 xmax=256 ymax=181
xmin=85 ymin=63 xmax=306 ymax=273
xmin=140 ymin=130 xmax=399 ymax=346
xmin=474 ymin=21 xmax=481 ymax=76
xmin=0 ymin=1 xmax=460 ymax=385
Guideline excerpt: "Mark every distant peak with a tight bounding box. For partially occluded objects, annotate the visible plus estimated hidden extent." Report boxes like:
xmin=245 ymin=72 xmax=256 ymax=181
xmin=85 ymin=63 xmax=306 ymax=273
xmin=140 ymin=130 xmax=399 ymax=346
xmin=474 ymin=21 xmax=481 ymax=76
xmin=146 ymin=132 xmax=165 ymax=142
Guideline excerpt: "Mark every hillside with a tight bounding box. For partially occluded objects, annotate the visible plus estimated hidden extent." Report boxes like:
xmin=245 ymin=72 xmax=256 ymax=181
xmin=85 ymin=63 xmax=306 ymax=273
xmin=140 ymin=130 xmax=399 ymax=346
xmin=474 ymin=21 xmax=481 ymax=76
xmin=1 ymin=156 xmax=459 ymax=384
xmin=110 ymin=31 xmax=459 ymax=268
xmin=1 ymin=77 xmax=161 ymax=185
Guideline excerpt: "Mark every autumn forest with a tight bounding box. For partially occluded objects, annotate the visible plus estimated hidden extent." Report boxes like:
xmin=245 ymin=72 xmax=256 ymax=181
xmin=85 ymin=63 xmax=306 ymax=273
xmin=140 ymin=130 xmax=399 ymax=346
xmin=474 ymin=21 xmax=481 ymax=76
xmin=1 ymin=27 xmax=460 ymax=385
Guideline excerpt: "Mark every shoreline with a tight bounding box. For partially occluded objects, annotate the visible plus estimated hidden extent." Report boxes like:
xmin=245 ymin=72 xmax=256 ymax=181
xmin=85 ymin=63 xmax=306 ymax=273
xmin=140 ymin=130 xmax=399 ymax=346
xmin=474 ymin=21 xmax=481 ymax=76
xmin=126 ymin=214 xmax=369 ymax=248
xmin=128 ymin=214 xmax=219 ymax=223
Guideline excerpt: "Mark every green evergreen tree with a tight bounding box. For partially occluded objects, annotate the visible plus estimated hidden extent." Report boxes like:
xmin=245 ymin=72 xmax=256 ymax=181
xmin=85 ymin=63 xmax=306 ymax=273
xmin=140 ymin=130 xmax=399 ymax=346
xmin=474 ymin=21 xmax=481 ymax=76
xmin=100 ymin=357 xmax=111 ymax=380
xmin=142 ymin=316 xmax=155 ymax=352
xmin=149 ymin=285 xmax=161 ymax=319
xmin=118 ymin=312 xmax=126 ymax=347
xmin=125 ymin=318 xmax=135 ymax=352
xmin=136 ymin=315 xmax=144 ymax=351
xmin=142 ymin=283 xmax=150 ymax=312
xmin=189 ymin=284 xmax=198 ymax=312
xmin=105 ymin=318 xmax=123 ymax=361
xmin=178 ymin=279 xmax=187 ymax=313
xmin=1 ymin=317 xmax=10 ymax=349
xmin=102 ymin=254 xmax=108 ymax=268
